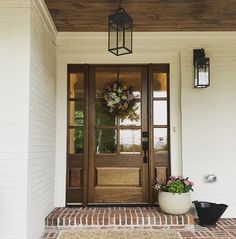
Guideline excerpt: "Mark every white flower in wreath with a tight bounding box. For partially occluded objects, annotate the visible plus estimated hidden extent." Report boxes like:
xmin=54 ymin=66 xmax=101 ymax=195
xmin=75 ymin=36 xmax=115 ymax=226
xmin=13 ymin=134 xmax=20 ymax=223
xmin=113 ymin=98 xmax=121 ymax=104
xmin=111 ymin=92 xmax=117 ymax=98
xmin=107 ymin=101 xmax=114 ymax=107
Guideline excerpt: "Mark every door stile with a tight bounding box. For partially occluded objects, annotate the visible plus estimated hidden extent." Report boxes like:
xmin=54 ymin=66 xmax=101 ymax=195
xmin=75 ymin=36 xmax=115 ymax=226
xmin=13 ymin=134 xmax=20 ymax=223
xmin=87 ymin=67 xmax=95 ymax=203
xmin=148 ymin=64 xmax=155 ymax=205
xmin=141 ymin=66 xmax=149 ymax=203
xmin=82 ymin=64 xmax=89 ymax=206
xmin=167 ymin=65 xmax=171 ymax=177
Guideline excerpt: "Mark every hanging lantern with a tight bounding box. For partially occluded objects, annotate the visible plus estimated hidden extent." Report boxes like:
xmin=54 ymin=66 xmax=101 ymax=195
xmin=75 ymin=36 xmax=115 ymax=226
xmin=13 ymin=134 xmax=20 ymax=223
xmin=108 ymin=6 xmax=133 ymax=56
xmin=193 ymin=48 xmax=210 ymax=88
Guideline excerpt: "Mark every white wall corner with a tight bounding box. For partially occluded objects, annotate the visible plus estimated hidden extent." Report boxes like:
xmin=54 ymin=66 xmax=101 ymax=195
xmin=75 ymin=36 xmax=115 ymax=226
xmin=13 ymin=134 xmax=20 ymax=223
xmin=31 ymin=0 xmax=57 ymax=44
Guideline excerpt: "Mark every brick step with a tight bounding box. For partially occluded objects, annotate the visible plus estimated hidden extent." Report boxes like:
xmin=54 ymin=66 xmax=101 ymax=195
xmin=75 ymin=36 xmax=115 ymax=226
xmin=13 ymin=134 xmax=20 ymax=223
xmin=45 ymin=207 xmax=194 ymax=230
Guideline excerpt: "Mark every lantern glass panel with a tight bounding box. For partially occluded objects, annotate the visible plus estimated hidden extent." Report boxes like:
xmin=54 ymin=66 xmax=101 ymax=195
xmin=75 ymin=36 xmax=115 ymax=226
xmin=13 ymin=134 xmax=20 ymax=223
xmin=194 ymin=64 xmax=199 ymax=87
xmin=117 ymin=28 xmax=124 ymax=48
xmin=125 ymin=26 xmax=132 ymax=51
xmin=118 ymin=47 xmax=129 ymax=55
xmin=109 ymin=22 xmax=117 ymax=52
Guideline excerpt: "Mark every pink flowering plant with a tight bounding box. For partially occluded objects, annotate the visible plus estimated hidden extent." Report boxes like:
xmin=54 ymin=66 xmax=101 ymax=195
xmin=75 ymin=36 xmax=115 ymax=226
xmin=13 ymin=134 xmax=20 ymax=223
xmin=155 ymin=176 xmax=194 ymax=193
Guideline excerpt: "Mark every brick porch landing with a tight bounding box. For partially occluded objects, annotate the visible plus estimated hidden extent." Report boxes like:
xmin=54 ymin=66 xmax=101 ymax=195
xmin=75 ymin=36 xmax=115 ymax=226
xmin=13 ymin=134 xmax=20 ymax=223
xmin=45 ymin=207 xmax=194 ymax=229
xmin=43 ymin=208 xmax=236 ymax=239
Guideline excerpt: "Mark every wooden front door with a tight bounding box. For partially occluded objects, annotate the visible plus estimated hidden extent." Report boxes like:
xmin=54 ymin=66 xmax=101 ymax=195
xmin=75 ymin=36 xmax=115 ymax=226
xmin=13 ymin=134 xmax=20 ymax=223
xmin=66 ymin=64 xmax=170 ymax=206
xmin=88 ymin=66 xmax=148 ymax=204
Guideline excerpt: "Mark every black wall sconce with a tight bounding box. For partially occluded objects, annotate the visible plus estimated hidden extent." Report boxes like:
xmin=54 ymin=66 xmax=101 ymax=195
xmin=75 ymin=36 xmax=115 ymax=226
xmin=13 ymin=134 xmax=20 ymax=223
xmin=108 ymin=1 xmax=133 ymax=56
xmin=193 ymin=48 xmax=210 ymax=88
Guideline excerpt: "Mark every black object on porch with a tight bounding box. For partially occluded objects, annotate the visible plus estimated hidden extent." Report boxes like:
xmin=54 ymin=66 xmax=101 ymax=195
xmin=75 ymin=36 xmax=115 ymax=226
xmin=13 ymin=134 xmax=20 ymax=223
xmin=193 ymin=201 xmax=228 ymax=227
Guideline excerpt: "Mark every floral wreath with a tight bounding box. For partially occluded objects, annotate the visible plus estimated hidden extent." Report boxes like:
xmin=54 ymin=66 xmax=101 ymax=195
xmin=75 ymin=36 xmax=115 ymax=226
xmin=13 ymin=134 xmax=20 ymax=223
xmin=103 ymin=80 xmax=139 ymax=121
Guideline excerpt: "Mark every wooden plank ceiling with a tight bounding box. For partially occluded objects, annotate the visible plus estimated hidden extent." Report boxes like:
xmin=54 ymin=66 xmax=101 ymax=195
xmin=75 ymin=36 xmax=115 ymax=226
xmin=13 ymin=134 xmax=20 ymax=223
xmin=45 ymin=0 xmax=236 ymax=32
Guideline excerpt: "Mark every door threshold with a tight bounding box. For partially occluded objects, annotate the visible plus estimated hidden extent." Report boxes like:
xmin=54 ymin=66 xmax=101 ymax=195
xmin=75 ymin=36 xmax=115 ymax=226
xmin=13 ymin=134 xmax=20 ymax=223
xmin=87 ymin=202 xmax=151 ymax=207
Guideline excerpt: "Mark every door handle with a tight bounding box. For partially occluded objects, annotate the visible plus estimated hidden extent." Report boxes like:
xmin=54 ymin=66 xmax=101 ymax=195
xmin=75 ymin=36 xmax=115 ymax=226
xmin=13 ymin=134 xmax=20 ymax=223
xmin=142 ymin=141 xmax=148 ymax=163
xmin=142 ymin=131 xmax=149 ymax=163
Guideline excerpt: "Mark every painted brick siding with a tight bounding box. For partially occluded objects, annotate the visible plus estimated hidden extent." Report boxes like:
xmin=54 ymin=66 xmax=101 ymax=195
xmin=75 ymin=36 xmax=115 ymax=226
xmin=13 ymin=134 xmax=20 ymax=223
xmin=0 ymin=3 xmax=30 ymax=239
xmin=27 ymin=3 xmax=56 ymax=239
xmin=181 ymin=48 xmax=236 ymax=217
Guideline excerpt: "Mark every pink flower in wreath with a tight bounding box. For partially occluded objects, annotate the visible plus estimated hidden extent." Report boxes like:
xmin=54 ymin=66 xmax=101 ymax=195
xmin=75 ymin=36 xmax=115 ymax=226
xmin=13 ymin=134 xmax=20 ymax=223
xmin=127 ymin=93 xmax=134 ymax=101
xmin=113 ymin=83 xmax=117 ymax=90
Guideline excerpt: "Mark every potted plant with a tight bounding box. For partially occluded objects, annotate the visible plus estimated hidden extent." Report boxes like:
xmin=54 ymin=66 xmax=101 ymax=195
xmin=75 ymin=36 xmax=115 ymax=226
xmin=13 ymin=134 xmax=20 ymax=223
xmin=155 ymin=176 xmax=194 ymax=215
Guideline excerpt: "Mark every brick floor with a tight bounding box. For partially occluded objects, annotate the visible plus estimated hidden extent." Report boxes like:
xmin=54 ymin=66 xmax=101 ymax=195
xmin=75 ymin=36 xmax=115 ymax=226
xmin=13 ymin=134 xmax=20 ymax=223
xmin=42 ymin=207 xmax=236 ymax=239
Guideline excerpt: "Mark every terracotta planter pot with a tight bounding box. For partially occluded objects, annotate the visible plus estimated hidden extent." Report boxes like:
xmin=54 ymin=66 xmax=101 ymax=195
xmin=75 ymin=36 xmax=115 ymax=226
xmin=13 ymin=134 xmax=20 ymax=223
xmin=158 ymin=191 xmax=191 ymax=215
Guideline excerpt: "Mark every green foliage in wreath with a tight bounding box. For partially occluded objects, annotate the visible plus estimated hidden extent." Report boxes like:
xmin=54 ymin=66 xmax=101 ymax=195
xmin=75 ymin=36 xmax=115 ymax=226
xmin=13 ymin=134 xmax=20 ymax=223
xmin=103 ymin=80 xmax=139 ymax=121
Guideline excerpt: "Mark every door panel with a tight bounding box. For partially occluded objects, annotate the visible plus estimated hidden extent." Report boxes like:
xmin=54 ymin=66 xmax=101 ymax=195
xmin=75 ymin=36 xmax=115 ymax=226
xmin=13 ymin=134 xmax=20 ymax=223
xmin=96 ymin=167 xmax=140 ymax=186
xmin=88 ymin=66 xmax=148 ymax=204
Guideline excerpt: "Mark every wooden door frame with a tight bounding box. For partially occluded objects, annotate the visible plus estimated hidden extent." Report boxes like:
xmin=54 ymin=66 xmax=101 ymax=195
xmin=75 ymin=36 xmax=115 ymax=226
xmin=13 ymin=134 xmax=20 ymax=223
xmin=66 ymin=63 xmax=170 ymax=206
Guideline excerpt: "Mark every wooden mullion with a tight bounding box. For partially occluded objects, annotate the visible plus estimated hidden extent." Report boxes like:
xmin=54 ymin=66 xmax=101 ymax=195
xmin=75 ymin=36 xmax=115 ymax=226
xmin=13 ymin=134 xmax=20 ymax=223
xmin=153 ymin=125 xmax=168 ymax=128
xmin=68 ymin=97 xmax=80 ymax=101
xmin=95 ymin=125 xmax=117 ymax=129
xmin=148 ymin=63 xmax=154 ymax=205
xmin=153 ymin=97 xmax=168 ymax=101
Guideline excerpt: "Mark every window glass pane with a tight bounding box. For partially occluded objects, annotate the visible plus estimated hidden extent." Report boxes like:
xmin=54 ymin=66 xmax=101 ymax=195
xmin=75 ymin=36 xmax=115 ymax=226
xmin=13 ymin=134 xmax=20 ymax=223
xmin=120 ymin=102 xmax=141 ymax=126
xmin=120 ymin=129 xmax=141 ymax=154
xmin=95 ymin=72 xmax=117 ymax=98
xmin=96 ymin=101 xmax=117 ymax=126
xmin=69 ymin=101 xmax=84 ymax=126
xmin=119 ymin=72 xmax=141 ymax=98
xmin=154 ymin=101 xmax=167 ymax=125
xmin=154 ymin=128 xmax=168 ymax=153
xmin=69 ymin=73 xmax=84 ymax=99
xmin=96 ymin=129 xmax=117 ymax=154
xmin=153 ymin=73 xmax=167 ymax=98
xmin=68 ymin=128 xmax=83 ymax=154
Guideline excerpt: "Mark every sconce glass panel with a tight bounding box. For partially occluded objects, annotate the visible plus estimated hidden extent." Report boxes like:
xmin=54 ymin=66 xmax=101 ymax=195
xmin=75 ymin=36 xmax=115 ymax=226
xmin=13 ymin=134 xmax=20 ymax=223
xmin=194 ymin=58 xmax=210 ymax=88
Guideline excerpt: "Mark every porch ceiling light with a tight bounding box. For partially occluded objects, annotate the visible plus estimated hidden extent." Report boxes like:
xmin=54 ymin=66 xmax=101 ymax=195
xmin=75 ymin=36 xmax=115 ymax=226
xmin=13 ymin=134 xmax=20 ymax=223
xmin=108 ymin=1 xmax=133 ymax=56
xmin=193 ymin=48 xmax=210 ymax=88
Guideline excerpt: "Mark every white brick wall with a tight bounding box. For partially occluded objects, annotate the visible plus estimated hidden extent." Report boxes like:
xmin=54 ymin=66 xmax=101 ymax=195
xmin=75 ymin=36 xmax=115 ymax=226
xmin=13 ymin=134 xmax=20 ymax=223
xmin=181 ymin=48 xmax=236 ymax=217
xmin=27 ymin=2 xmax=56 ymax=239
xmin=0 ymin=1 xmax=56 ymax=238
xmin=0 ymin=3 xmax=30 ymax=239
